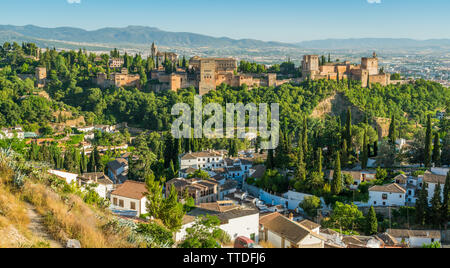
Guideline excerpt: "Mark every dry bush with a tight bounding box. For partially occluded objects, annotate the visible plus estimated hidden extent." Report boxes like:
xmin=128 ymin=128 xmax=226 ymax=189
xmin=21 ymin=182 xmax=133 ymax=248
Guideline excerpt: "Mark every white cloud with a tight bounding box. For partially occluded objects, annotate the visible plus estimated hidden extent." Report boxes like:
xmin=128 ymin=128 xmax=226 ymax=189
xmin=67 ymin=0 xmax=81 ymax=4
xmin=367 ymin=0 xmax=382 ymax=3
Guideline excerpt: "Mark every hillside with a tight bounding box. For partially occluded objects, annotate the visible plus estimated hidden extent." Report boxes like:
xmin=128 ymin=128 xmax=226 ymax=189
xmin=0 ymin=148 xmax=171 ymax=248
xmin=0 ymin=25 xmax=293 ymax=49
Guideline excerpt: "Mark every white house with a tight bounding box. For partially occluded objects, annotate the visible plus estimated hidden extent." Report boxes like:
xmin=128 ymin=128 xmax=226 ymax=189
xmin=48 ymin=169 xmax=78 ymax=185
xmin=387 ymin=229 xmax=441 ymax=248
xmin=423 ymin=173 xmax=446 ymax=204
xmin=259 ymin=212 xmax=325 ymax=248
xmin=0 ymin=127 xmax=25 ymax=140
xmin=78 ymin=172 xmax=114 ymax=200
xmin=175 ymin=201 xmax=260 ymax=243
xmin=110 ymin=181 xmax=148 ymax=217
xmin=77 ymin=126 xmax=95 ymax=133
xmin=180 ymin=151 xmax=224 ymax=170
xmin=368 ymin=183 xmax=406 ymax=207
xmin=431 ymin=168 xmax=450 ymax=176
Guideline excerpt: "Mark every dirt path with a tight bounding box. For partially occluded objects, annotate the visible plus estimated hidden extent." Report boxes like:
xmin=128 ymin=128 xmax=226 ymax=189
xmin=26 ymin=204 xmax=64 ymax=248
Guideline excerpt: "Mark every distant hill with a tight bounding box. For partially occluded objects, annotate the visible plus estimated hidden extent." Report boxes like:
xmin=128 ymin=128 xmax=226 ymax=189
xmin=0 ymin=25 xmax=293 ymax=49
xmin=295 ymin=38 xmax=450 ymax=50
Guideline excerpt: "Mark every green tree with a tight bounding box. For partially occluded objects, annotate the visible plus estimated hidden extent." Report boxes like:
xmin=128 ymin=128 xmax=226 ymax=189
xmin=388 ymin=115 xmax=397 ymax=145
xmin=160 ymin=185 xmax=185 ymax=231
xmin=361 ymin=128 xmax=369 ymax=169
xmin=365 ymin=206 xmax=378 ymax=235
xmin=145 ymin=173 xmax=164 ymax=219
xmin=345 ymin=108 xmax=352 ymax=153
xmin=332 ymin=152 xmax=342 ymax=195
xmin=300 ymin=196 xmax=322 ymax=218
xmin=179 ymin=215 xmax=229 ymax=248
xmin=430 ymin=183 xmax=442 ymax=228
xmin=424 ymin=114 xmax=433 ymax=168
xmin=432 ymin=133 xmax=441 ymax=167
xmin=416 ymin=182 xmax=429 ymax=226
xmin=442 ymin=171 xmax=450 ymax=228
xmin=324 ymin=202 xmax=364 ymax=232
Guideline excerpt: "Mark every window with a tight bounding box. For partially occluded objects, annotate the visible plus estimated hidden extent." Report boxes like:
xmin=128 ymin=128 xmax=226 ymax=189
xmin=382 ymin=194 xmax=388 ymax=200
xmin=130 ymin=202 xmax=136 ymax=210
xmin=119 ymin=199 xmax=124 ymax=208
xmin=113 ymin=198 xmax=118 ymax=206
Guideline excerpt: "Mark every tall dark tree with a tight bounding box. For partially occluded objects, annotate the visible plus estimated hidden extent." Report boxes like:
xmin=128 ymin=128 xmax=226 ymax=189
xmin=416 ymin=182 xmax=429 ymax=226
xmin=266 ymin=149 xmax=275 ymax=170
xmin=430 ymin=183 xmax=442 ymax=227
xmin=331 ymin=152 xmax=342 ymax=195
xmin=388 ymin=115 xmax=397 ymax=145
xmin=302 ymin=116 xmax=308 ymax=158
xmin=424 ymin=114 xmax=433 ymax=168
xmin=365 ymin=206 xmax=378 ymax=235
xmin=345 ymin=108 xmax=352 ymax=153
xmin=361 ymin=128 xmax=369 ymax=169
xmin=432 ymin=133 xmax=441 ymax=167
xmin=442 ymin=172 xmax=450 ymax=228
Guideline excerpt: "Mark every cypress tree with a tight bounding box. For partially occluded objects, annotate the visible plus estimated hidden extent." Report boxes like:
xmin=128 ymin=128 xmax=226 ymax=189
xmin=316 ymin=148 xmax=323 ymax=175
xmin=416 ymin=182 xmax=429 ymax=226
xmin=341 ymin=139 xmax=348 ymax=166
xmin=302 ymin=116 xmax=308 ymax=158
xmin=388 ymin=115 xmax=397 ymax=145
xmin=361 ymin=128 xmax=369 ymax=169
xmin=87 ymin=151 xmax=95 ymax=173
xmin=266 ymin=149 xmax=275 ymax=170
xmin=432 ymin=133 xmax=441 ymax=167
xmin=430 ymin=183 xmax=442 ymax=227
xmin=294 ymin=144 xmax=306 ymax=183
xmin=442 ymin=172 xmax=450 ymax=228
xmin=332 ymin=152 xmax=342 ymax=195
xmin=366 ymin=206 xmax=378 ymax=235
xmin=424 ymin=115 xmax=433 ymax=168
xmin=345 ymin=108 xmax=352 ymax=153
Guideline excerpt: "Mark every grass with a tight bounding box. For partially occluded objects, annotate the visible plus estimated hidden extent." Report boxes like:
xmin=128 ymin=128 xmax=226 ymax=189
xmin=0 ymin=150 xmax=136 ymax=248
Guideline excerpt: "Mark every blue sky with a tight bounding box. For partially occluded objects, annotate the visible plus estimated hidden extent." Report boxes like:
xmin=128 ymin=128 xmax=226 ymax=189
xmin=0 ymin=0 xmax=449 ymax=42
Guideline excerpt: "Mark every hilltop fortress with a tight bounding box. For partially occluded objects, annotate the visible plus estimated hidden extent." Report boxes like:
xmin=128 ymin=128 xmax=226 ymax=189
xmin=302 ymin=52 xmax=392 ymax=87
xmin=93 ymin=42 xmax=400 ymax=94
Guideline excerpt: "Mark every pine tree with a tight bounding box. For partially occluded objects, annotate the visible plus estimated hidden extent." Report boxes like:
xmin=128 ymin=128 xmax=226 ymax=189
xmin=432 ymin=132 xmax=441 ymax=167
xmin=332 ymin=152 xmax=342 ymax=195
xmin=430 ymin=183 xmax=442 ymax=227
xmin=425 ymin=115 xmax=433 ymax=168
xmin=366 ymin=206 xmax=378 ymax=235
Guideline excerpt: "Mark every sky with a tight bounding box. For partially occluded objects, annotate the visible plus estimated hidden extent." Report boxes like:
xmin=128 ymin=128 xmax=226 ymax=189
xmin=0 ymin=0 xmax=449 ymax=43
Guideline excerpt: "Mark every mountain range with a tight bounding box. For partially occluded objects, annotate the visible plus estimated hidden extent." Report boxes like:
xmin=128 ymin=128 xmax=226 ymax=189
xmin=0 ymin=25 xmax=449 ymax=51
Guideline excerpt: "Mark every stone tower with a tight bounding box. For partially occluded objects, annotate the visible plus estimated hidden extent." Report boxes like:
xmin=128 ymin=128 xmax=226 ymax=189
xmin=302 ymin=55 xmax=320 ymax=79
xmin=151 ymin=42 xmax=158 ymax=60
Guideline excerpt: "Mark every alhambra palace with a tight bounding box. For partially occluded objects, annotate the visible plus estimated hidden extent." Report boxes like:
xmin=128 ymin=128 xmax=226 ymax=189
xmin=88 ymin=42 xmax=402 ymax=95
